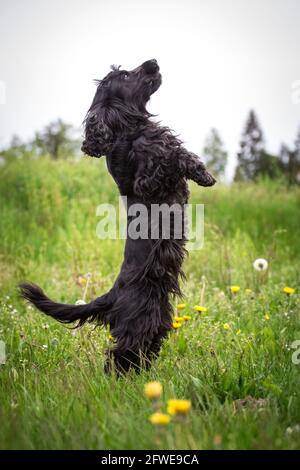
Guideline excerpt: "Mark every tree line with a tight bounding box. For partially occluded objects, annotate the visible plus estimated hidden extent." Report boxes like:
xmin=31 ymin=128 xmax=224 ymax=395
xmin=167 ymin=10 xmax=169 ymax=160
xmin=204 ymin=110 xmax=300 ymax=184
xmin=1 ymin=112 xmax=300 ymax=184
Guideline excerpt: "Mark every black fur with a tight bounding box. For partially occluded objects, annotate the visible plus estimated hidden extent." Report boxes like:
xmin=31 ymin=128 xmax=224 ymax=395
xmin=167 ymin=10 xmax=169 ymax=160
xmin=19 ymin=59 xmax=216 ymax=374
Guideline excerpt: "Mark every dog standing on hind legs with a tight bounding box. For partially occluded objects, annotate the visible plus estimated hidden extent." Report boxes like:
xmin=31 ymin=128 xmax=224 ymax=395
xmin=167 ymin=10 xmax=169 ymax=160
xmin=20 ymin=59 xmax=216 ymax=374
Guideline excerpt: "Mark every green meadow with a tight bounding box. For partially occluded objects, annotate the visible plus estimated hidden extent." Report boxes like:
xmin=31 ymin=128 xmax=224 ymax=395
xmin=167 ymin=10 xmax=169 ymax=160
xmin=0 ymin=156 xmax=299 ymax=450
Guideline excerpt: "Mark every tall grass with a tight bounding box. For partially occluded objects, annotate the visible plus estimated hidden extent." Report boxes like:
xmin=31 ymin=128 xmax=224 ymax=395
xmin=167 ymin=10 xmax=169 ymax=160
xmin=0 ymin=157 xmax=299 ymax=449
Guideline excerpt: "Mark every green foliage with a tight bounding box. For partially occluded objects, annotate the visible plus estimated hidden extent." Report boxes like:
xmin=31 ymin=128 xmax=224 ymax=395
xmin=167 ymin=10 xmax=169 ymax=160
xmin=0 ymin=120 xmax=81 ymax=162
xmin=235 ymin=110 xmax=282 ymax=182
xmin=279 ymin=128 xmax=300 ymax=185
xmin=0 ymin=156 xmax=300 ymax=450
xmin=32 ymin=118 xmax=81 ymax=159
xmin=202 ymin=128 xmax=228 ymax=180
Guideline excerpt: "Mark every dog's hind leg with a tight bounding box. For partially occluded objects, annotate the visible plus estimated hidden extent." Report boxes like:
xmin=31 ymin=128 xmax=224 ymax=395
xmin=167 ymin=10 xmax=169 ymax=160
xmin=104 ymin=347 xmax=143 ymax=375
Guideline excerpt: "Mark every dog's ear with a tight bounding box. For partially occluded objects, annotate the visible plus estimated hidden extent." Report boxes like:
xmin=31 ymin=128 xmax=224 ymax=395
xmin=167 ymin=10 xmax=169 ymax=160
xmin=81 ymin=113 xmax=113 ymax=158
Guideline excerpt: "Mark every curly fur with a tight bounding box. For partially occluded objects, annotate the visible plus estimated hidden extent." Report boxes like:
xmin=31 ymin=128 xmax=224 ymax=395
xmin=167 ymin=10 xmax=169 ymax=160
xmin=19 ymin=59 xmax=216 ymax=374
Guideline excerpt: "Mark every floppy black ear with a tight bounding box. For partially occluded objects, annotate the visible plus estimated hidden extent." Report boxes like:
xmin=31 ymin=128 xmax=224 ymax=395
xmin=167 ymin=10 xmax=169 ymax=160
xmin=81 ymin=114 xmax=113 ymax=158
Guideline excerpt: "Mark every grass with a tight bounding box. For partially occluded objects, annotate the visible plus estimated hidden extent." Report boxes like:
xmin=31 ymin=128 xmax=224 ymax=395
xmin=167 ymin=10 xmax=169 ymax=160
xmin=0 ymin=156 xmax=300 ymax=450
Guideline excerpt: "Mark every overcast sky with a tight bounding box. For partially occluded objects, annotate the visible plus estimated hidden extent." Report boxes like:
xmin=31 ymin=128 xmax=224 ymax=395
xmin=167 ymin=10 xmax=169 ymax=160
xmin=0 ymin=0 xmax=299 ymax=178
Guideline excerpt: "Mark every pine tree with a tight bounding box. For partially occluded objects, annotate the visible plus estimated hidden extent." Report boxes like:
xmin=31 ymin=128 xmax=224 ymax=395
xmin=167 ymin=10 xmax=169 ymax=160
xmin=202 ymin=128 xmax=228 ymax=180
xmin=294 ymin=126 xmax=300 ymax=183
xmin=234 ymin=110 xmax=266 ymax=181
xmin=279 ymin=127 xmax=300 ymax=184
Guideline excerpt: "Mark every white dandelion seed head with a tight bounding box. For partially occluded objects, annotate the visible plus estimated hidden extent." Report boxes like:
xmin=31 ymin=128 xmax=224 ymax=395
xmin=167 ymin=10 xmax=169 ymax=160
xmin=75 ymin=299 xmax=86 ymax=305
xmin=253 ymin=258 xmax=268 ymax=271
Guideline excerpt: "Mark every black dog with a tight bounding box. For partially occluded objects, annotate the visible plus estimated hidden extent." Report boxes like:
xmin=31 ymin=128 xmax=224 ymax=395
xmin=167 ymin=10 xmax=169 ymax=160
xmin=20 ymin=59 xmax=215 ymax=373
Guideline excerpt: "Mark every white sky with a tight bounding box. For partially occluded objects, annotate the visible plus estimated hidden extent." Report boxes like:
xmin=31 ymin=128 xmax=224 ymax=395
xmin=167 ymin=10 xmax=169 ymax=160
xmin=0 ymin=0 xmax=299 ymax=179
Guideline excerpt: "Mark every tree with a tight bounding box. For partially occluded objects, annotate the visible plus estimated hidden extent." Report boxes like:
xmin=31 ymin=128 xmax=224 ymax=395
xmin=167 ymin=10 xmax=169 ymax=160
xmin=0 ymin=134 xmax=29 ymax=161
xmin=202 ymin=128 xmax=228 ymax=179
xmin=234 ymin=110 xmax=281 ymax=181
xmin=31 ymin=119 xmax=80 ymax=159
xmin=234 ymin=110 xmax=267 ymax=181
xmin=279 ymin=127 xmax=300 ymax=184
xmin=294 ymin=126 xmax=300 ymax=183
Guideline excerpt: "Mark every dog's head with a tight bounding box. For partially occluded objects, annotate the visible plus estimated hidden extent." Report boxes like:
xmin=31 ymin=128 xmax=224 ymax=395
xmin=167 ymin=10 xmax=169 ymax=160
xmin=82 ymin=59 xmax=161 ymax=157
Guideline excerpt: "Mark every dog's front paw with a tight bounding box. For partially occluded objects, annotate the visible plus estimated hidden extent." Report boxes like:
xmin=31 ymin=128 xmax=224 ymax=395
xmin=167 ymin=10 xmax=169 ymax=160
xmin=198 ymin=170 xmax=217 ymax=187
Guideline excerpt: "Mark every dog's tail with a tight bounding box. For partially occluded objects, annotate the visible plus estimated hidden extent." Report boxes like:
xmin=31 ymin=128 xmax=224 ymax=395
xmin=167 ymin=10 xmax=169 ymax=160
xmin=19 ymin=282 xmax=114 ymax=327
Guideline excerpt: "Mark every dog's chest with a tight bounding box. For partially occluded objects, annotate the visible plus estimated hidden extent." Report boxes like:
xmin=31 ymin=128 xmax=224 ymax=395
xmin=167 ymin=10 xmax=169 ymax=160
xmin=106 ymin=154 xmax=136 ymax=195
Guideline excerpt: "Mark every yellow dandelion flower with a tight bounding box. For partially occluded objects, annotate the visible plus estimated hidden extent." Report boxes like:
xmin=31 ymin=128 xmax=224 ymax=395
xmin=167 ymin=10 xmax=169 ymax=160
xmin=172 ymin=322 xmax=182 ymax=329
xmin=230 ymin=285 xmax=240 ymax=294
xmin=283 ymin=287 xmax=295 ymax=295
xmin=174 ymin=316 xmax=184 ymax=322
xmin=213 ymin=434 xmax=222 ymax=446
xmin=236 ymin=329 xmax=241 ymax=335
xmin=149 ymin=412 xmax=170 ymax=425
xmin=193 ymin=305 xmax=208 ymax=312
xmin=223 ymin=323 xmax=230 ymax=330
xmin=264 ymin=314 xmax=270 ymax=320
xmin=167 ymin=399 xmax=192 ymax=415
xmin=177 ymin=303 xmax=186 ymax=309
xmin=77 ymin=276 xmax=86 ymax=286
xmin=183 ymin=315 xmax=191 ymax=321
xmin=144 ymin=381 xmax=163 ymax=399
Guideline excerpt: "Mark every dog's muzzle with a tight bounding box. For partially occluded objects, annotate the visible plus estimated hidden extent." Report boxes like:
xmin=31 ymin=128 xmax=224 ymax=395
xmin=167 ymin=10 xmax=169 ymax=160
xmin=142 ymin=59 xmax=160 ymax=75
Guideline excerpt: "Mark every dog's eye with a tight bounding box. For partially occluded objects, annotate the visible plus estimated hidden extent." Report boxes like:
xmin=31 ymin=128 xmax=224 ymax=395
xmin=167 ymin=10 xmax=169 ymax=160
xmin=123 ymin=73 xmax=129 ymax=80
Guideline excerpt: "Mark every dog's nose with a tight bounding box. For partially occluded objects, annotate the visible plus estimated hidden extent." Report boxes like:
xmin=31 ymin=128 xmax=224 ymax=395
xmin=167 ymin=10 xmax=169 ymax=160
xmin=142 ymin=59 xmax=159 ymax=75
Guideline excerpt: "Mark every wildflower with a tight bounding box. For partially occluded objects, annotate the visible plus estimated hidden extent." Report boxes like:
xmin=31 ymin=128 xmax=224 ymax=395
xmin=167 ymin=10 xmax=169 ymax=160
xmin=283 ymin=287 xmax=295 ymax=295
xmin=75 ymin=299 xmax=86 ymax=305
xmin=177 ymin=303 xmax=186 ymax=309
xmin=144 ymin=381 xmax=163 ymax=399
xmin=42 ymin=344 xmax=48 ymax=350
xmin=193 ymin=305 xmax=207 ymax=312
xmin=264 ymin=314 xmax=270 ymax=320
xmin=167 ymin=399 xmax=192 ymax=415
xmin=174 ymin=316 xmax=184 ymax=323
xmin=223 ymin=323 xmax=230 ymax=330
xmin=183 ymin=315 xmax=191 ymax=321
xmin=230 ymin=285 xmax=240 ymax=294
xmin=253 ymin=258 xmax=268 ymax=272
xmin=149 ymin=412 xmax=170 ymax=425
xmin=77 ymin=276 xmax=86 ymax=286
xmin=245 ymin=289 xmax=252 ymax=294
xmin=42 ymin=323 xmax=49 ymax=330
xmin=172 ymin=322 xmax=182 ymax=329
xmin=213 ymin=434 xmax=222 ymax=446
xmin=236 ymin=329 xmax=241 ymax=335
